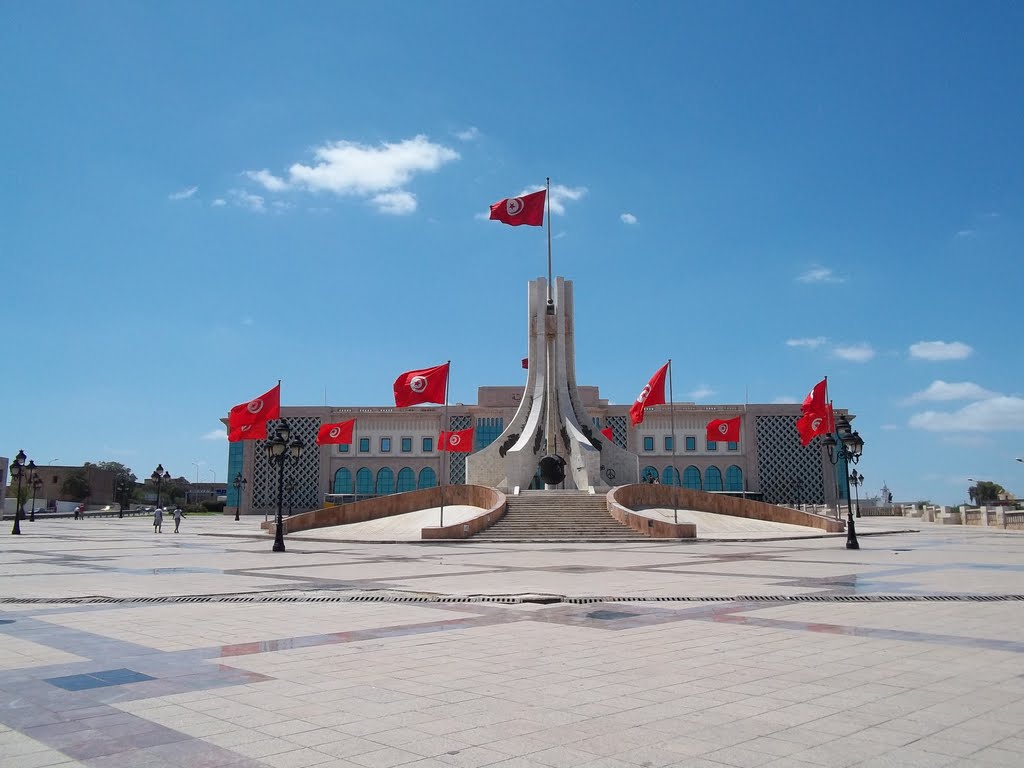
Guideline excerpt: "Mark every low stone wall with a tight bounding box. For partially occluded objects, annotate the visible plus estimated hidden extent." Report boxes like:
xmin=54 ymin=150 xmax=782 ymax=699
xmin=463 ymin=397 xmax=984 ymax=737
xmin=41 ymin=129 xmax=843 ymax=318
xmin=265 ymin=485 xmax=506 ymax=540
xmin=606 ymin=489 xmax=696 ymax=538
xmin=609 ymin=485 xmax=844 ymax=535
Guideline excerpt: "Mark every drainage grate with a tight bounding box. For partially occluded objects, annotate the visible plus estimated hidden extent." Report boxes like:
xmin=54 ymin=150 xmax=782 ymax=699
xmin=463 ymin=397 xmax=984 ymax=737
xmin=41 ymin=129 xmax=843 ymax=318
xmin=1 ymin=594 xmax=1022 ymax=606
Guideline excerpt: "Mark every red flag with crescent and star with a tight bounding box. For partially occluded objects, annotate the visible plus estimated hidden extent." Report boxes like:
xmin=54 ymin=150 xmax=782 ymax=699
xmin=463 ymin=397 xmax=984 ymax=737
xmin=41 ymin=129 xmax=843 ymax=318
xmin=316 ymin=419 xmax=355 ymax=446
xmin=706 ymin=416 xmax=741 ymax=443
xmin=802 ymin=378 xmax=828 ymax=416
xmin=394 ymin=363 xmax=449 ymax=407
xmin=228 ymin=384 xmax=280 ymax=433
xmin=629 ymin=363 xmax=669 ymax=426
xmin=228 ymin=420 xmax=268 ymax=443
xmin=489 ymin=189 xmax=546 ymax=227
xmin=439 ymin=427 xmax=474 ymax=453
xmin=796 ymin=404 xmax=834 ymax=446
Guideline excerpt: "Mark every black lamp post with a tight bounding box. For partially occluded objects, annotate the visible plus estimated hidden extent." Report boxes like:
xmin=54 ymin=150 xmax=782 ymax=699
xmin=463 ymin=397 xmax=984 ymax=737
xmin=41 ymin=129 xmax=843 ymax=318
xmin=849 ymin=471 xmax=864 ymax=518
xmin=232 ymin=472 xmax=247 ymax=521
xmin=29 ymin=466 xmax=42 ymax=522
xmin=265 ymin=419 xmax=303 ymax=552
xmin=115 ymin=476 xmax=132 ymax=518
xmin=792 ymin=477 xmax=804 ymax=508
xmin=823 ymin=414 xmax=864 ymax=550
xmin=285 ymin=477 xmax=295 ymax=517
xmin=9 ymin=450 xmax=27 ymax=535
xmin=151 ymin=464 xmax=171 ymax=508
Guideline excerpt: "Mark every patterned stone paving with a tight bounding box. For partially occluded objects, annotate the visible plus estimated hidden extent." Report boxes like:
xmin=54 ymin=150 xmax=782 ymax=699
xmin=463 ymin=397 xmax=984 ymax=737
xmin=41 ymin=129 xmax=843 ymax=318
xmin=1 ymin=516 xmax=1023 ymax=767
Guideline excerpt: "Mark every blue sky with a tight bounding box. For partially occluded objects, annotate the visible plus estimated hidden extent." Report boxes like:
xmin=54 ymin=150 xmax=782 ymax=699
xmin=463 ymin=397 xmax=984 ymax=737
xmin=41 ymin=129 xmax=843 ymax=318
xmin=3 ymin=2 xmax=1022 ymax=504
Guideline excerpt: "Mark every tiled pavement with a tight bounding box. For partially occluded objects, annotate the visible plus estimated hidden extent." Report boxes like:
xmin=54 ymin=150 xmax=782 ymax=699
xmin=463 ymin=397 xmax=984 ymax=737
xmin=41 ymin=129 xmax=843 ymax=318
xmin=1 ymin=516 xmax=1023 ymax=767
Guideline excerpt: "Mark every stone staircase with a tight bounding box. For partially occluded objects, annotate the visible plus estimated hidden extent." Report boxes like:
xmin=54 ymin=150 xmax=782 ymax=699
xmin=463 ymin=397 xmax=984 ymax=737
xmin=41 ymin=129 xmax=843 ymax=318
xmin=473 ymin=490 xmax=648 ymax=541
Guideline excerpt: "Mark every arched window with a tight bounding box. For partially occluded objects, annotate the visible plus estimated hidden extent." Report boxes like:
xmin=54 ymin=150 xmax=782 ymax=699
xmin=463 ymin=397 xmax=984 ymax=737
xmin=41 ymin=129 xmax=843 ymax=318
xmin=642 ymin=466 xmax=660 ymax=483
xmin=726 ymin=465 xmax=744 ymax=492
xmin=705 ymin=466 xmax=723 ymax=491
xmin=683 ymin=466 xmax=702 ymax=489
xmin=417 ymin=467 xmax=437 ymax=489
xmin=332 ymin=468 xmax=353 ymax=494
xmin=376 ymin=467 xmax=395 ymax=495
xmin=355 ymin=468 xmax=373 ymax=496
xmin=396 ymin=468 xmax=416 ymax=493
xmin=663 ymin=466 xmax=679 ymax=486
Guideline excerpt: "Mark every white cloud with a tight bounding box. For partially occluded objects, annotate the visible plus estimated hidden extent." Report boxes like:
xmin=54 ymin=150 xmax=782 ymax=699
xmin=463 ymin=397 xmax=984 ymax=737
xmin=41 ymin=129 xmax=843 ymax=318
xmin=548 ymin=184 xmax=586 ymax=216
xmin=772 ymin=396 xmax=799 ymax=404
xmin=245 ymin=169 xmax=289 ymax=191
xmin=880 ymin=424 xmax=899 ymax=431
xmin=211 ymin=198 xmax=226 ymax=207
xmin=689 ymin=386 xmax=715 ymax=400
xmin=908 ymin=340 xmax=973 ymax=361
xmin=372 ymin=190 xmax=417 ymax=215
xmin=229 ymin=189 xmax=265 ymax=213
xmin=201 ymin=428 xmax=226 ymax=441
xmin=832 ymin=343 xmax=875 ymax=363
xmin=797 ymin=266 xmax=845 ymax=284
xmin=620 ymin=213 xmax=637 ymax=225
xmin=241 ymin=316 xmax=254 ymax=326
xmin=955 ymin=229 xmax=975 ymax=238
xmin=905 ymin=380 xmax=996 ymax=403
xmin=909 ymin=396 xmax=1024 ymax=432
xmin=169 ymin=186 xmax=198 ymax=200
xmin=786 ymin=337 xmax=827 ymax=349
xmin=454 ymin=126 xmax=480 ymax=141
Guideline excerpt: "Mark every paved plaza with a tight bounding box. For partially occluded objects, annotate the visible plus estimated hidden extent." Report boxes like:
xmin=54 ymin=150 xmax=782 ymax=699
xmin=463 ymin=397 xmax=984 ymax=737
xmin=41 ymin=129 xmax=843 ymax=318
xmin=2 ymin=516 xmax=1023 ymax=768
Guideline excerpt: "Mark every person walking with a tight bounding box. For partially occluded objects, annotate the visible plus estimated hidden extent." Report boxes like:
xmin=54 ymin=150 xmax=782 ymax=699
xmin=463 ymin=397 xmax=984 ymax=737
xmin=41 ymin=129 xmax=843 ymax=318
xmin=173 ymin=506 xmax=183 ymax=533
xmin=153 ymin=507 xmax=163 ymax=533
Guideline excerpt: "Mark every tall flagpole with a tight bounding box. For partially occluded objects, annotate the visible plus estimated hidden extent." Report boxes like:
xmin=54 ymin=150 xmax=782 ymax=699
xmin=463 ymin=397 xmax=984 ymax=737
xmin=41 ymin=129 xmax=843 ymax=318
xmin=546 ymin=177 xmax=552 ymax=305
xmin=544 ymin=178 xmax=558 ymax=465
xmin=824 ymin=375 xmax=839 ymax=519
xmin=668 ymin=360 xmax=678 ymax=524
xmin=440 ymin=360 xmax=451 ymax=528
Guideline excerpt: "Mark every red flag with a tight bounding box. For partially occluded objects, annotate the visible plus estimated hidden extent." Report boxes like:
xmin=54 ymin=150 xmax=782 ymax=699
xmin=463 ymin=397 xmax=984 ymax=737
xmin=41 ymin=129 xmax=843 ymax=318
xmin=600 ymin=427 xmax=614 ymax=441
xmin=489 ymin=189 xmax=546 ymax=227
xmin=796 ymin=404 xmax=834 ymax=446
xmin=228 ymin=384 xmax=281 ymax=431
xmin=394 ymin=363 xmax=449 ymax=407
xmin=228 ymin=420 xmax=267 ymax=443
xmin=316 ymin=419 xmax=355 ymax=446
xmin=629 ymin=363 xmax=669 ymax=426
xmin=521 ymin=357 xmax=529 ymax=369
xmin=439 ymin=427 xmax=474 ymax=452
xmin=706 ymin=416 xmax=741 ymax=442
xmin=802 ymin=378 xmax=828 ymax=415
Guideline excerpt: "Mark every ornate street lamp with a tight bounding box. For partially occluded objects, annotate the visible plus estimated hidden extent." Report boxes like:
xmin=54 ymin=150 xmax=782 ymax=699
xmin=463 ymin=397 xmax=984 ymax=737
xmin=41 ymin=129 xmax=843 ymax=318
xmin=264 ymin=419 xmax=303 ymax=552
xmin=285 ymin=477 xmax=295 ymax=517
xmin=232 ymin=472 xmax=247 ymax=521
xmin=115 ymin=476 xmax=132 ymax=518
xmin=151 ymin=464 xmax=171 ymax=508
xmin=849 ymin=471 xmax=864 ymax=518
xmin=822 ymin=414 xmax=864 ymax=550
xmin=9 ymin=450 xmax=27 ymax=535
xmin=791 ymin=477 xmax=804 ymax=508
xmin=29 ymin=464 xmax=42 ymax=522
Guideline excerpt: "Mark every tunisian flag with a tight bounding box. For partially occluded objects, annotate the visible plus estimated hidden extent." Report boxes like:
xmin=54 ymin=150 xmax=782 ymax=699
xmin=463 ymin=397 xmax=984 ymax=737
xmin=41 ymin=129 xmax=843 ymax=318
xmin=796 ymin=404 xmax=834 ymax=446
xmin=439 ymin=427 xmax=474 ymax=452
xmin=316 ymin=419 xmax=355 ymax=446
xmin=802 ymin=378 xmax=828 ymax=415
xmin=629 ymin=363 xmax=669 ymax=426
xmin=228 ymin=420 xmax=268 ymax=443
xmin=394 ymin=363 xmax=449 ymax=407
xmin=600 ymin=427 xmax=615 ymax=441
xmin=706 ymin=416 xmax=741 ymax=442
xmin=489 ymin=189 xmax=546 ymax=226
xmin=228 ymin=384 xmax=280 ymax=432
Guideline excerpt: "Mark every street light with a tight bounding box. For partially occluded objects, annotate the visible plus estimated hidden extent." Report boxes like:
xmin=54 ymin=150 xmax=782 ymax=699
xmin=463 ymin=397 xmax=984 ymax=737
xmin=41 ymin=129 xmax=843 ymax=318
xmin=151 ymin=464 xmax=171 ymax=507
xmin=849 ymin=471 xmax=864 ymax=518
xmin=9 ymin=450 xmax=27 ymax=535
xmin=115 ymin=476 xmax=132 ymax=518
xmin=285 ymin=477 xmax=295 ymax=517
xmin=232 ymin=472 xmax=247 ymax=521
xmin=208 ymin=468 xmax=216 ymax=484
xmin=822 ymin=414 xmax=864 ymax=550
xmin=264 ymin=419 xmax=303 ymax=552
xmin=30 ymin=466 xmax=43 ymax=522
xmin=791 ymin=478 xmax=804 ymax=509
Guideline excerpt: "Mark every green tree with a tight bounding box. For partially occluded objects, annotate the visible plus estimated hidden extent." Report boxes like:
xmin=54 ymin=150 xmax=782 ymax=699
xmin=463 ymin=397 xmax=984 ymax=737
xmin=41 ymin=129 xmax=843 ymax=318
xmin=968 ymin=480 xmax=1005 ymax=505
xmin=85 ymin=461 xmax=137 ymax=484
xmin=61 ymin=471 xmax=91 ymax=502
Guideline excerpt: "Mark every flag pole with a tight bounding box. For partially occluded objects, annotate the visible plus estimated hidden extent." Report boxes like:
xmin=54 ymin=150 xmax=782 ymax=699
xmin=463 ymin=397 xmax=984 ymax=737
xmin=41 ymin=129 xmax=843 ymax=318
xmin=824 ymin=375 xmax=839 ymax=520
xmin=546 ymin=177 xmax=552 ymax=306
xmin=440 ymin=360 xmax=450 ymax=528
xmin=668 ymin=359 xmax=678 ymax=525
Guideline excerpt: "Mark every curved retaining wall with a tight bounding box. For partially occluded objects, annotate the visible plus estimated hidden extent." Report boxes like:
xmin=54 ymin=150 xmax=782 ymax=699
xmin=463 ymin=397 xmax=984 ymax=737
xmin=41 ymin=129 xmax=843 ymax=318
xmin=608 ymin=485 xmax=844 ymax=537
xmin=267 ymin=485 xmax=507 ymax=540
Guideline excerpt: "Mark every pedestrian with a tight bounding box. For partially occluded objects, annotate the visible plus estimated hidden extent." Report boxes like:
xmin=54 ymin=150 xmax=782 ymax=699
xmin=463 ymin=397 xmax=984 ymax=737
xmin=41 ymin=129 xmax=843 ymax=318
xmin=173 ymin=506 xmax=183 ymax=533
xmin=153 ymin=507 xmax=163 ymax=533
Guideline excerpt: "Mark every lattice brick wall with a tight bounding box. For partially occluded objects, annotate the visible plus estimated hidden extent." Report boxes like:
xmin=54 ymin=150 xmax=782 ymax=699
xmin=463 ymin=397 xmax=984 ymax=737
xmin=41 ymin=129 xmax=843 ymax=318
xmin=755 ymin=415 xmax=825 ymax=504
xmin=251 ymin=417 xmax=322 ymax=511
xmin=447 ymin=414 xmax=472 ymax=484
